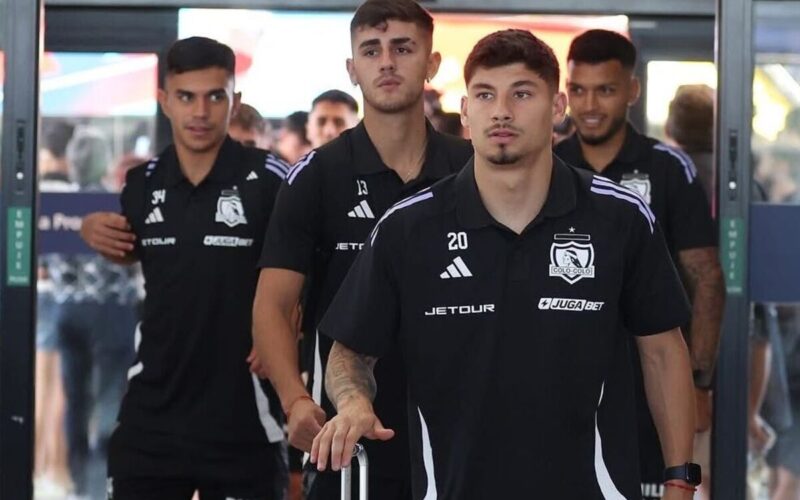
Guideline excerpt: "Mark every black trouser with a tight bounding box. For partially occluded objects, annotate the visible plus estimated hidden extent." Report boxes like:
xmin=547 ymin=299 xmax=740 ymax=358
xmin=108 ymin=476 xmax=274 ymax=500
xmin=304 ymin=467 xmax=412 ymax=500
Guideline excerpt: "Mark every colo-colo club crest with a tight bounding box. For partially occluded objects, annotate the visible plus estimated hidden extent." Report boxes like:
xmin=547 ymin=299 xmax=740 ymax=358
xmin=215 ymin=188 xmax=248 ymax=227
xmin=620 ymin=172 xmax=651 ymax=205
xmin=549 ymin=232 xmax=595 ymax=284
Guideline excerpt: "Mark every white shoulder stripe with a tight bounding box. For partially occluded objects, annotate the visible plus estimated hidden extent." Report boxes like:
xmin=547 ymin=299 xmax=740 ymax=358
xmin=264 ymin=155 xmax=289 ymax=180
xmin=653 ymin=143 xmax=697 ymax=184
xmin=370 ymin=189 xmax=434 ymax=245
xmin=591 ymin=178 xmax=655 ymax=233
xmin=592 ymin=176 xmax=652 ymax=214
xmin=287 ymin=150 xmax=317 ymax=185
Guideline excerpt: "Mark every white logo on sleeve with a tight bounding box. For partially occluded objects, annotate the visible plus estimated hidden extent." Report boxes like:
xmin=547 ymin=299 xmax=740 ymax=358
xmin=440 ymin=256 xmax=473 ymax=279
xmin=215 ymin=189 xmax=248 ymax=227
xmin=145 ymin=207 xmax=164 ymax=225
xmin=549 ymin=232 xmax=595 ymax=284
xmin=347 ymin=200 xmax=375 ymax=219
xmin=246 ymin=170 xmax=259 ymax=181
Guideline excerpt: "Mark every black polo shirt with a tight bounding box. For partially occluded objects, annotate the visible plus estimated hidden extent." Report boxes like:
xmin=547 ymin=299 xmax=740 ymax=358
xmin=258 ymin=121 xmax=473 ymax=478
xmin=111 ymin=137 xmax=287 ymax=480
xmin=319 ymin=157 xmax=690 ymax=499
xmin=555 ymin=124 xmax=716 ymax=257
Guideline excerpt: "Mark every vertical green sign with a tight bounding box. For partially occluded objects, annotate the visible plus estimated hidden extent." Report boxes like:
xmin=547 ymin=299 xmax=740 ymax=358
xmin=721 ymin=216 xmax=745 ymax=295
xmin=7 ymin=207 xmax=32 ymax=286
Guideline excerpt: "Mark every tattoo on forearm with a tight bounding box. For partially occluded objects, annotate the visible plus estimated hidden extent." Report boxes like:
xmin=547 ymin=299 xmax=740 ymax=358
xmin=678 ymin=247 xmax=726 ymax=373
xmin=325 ymin=342 xmax=378 ymax=410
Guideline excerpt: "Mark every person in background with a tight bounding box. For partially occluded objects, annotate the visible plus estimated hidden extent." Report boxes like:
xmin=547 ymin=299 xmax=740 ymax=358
xmin=47 ymin=126 xmax=139 ymax=500
xmin=555 ymin=30 xmax=724 ymax=499
xmin=665 ymin=84 xmax=716 ymax=215
xmin=79 ymin=36 xmax=289 ymax=500
xmin=230 ymin=103 xmax=274 ymax=150
xmin=306 ymin=90 xmax=360 ymax=149
xmin=277 ymin=111 xmax=312 ymax=165
xmin=35 ymin=119 xmax=76 ymax=498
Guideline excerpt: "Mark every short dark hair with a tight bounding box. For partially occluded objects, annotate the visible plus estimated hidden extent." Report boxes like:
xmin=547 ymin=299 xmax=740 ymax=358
xmin=312 ymin=90 xmax=359 ymax=114
xmin=165 ymin=36 xmax=236 ymax=76
xmin=567 ymin=29 xmax=637 ymax=70
xmin=283 ymin=111 xmax=311 ymax=146
xmin=464 ymin=29 xmax=560 ymax=91
xmin=231 ymin=104 xmax=268 ymax=134
xmin=350 ymin=0 xmax=434 ymax=39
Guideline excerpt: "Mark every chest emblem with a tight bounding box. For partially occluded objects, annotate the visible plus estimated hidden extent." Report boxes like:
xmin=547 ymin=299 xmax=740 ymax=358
xmin=620 ymin=173 xmax=651 ymax=205
xmin=549 ymin=232 xmax=595 ymax=284
xmin=215 ymin=189 xmax=248 ymax=227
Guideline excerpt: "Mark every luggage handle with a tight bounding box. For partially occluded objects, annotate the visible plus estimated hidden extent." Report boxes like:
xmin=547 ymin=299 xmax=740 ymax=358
xmin=340 ymin=443 xmax=368 ymax=500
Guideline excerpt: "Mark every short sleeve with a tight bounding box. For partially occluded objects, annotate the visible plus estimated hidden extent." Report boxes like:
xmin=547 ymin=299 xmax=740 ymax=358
xmin=258 ymin=152 xmax=323 ymax=273
xmin=663 ymin=151 xmax=717 ymax=251
xmin=318 ymin=216 xmax=402 ymax=358
xmin=622 ymin=212 xmax=691 ymax=336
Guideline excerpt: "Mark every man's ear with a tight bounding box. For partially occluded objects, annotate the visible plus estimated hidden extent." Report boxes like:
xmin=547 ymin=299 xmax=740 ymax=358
xmin=232 ymin=91 xmax=242 ymax=114
xmin=346 ymin=58 xmax=358 ymax=87
xmin=552 ymin=91 xmax=567 ymax=125
xmin=460 ymin=95 xmax=469 ymax=129
xmin=628 ymin=76 xmax=641 ymax=107
xmin=427 ymin=51 xmax=442 ymax=83
xmin=157 ymin=88 xmax=170 ymax=119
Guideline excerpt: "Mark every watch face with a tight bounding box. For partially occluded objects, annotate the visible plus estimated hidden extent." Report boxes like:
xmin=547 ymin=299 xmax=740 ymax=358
xmin=687 ymin=462 xmax=702 ymax=483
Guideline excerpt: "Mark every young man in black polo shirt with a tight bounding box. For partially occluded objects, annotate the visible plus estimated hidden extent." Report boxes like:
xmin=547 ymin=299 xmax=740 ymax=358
xmin=554 ymin=30 xmax=724 ymax=498
xmin=311 ymin=29 xmax=700 ymax=499
xmin=251 ymin=1 xmax=472 ymax=499
xmin=79 ymin=37 xmax=288 ymax=500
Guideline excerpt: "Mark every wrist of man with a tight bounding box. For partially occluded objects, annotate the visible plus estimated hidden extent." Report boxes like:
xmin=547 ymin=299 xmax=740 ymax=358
xmin=282 ymin=390 xmax=314 ymax=417
xmin=335 ymin=391 xmax=373 ymax=413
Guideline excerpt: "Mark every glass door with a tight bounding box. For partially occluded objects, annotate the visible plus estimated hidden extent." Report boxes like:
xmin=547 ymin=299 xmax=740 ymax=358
xmin=746 ymin=3 xmax=800 ymax=499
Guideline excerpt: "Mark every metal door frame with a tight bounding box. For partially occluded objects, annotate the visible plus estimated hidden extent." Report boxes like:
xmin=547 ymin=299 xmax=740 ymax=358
xmin=0 ymin=0 xmax=41 ymax=498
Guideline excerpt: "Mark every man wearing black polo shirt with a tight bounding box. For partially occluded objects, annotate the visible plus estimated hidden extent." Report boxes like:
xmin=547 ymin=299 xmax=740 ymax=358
xmin=554 ymin=30 xmax=724 ymax=498
xmin=311 ymin=29 xmax=699 ymax=499
xmin=79 ymin=37 xmax=287 ymax=500
xmin=251 ymin=1 xmax=472 ymax=499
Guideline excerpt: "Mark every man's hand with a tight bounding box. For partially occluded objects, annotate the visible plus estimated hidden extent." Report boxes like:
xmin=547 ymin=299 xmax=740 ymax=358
xmin=80 ymin=212 xmax=136 ymax=261
xmin=287 ymin=398 xmax=326 ymax=452
xmin=695 ymin=387 xmax=712 ymax=432
xmin=310 ymin=396 xmax=394 ymax=472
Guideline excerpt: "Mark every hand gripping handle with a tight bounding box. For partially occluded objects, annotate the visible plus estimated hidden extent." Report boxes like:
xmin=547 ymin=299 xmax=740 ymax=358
xmin=340 ymin=443 xmax=368 ymax=500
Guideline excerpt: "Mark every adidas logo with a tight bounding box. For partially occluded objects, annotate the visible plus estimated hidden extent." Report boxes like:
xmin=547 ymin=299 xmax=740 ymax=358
xmin=347 ymin=200 xmax=375 ymax=219
xmin=440 ymin=256 xmax=473 ymax=279
xmin=246 ymin=170 xmax=258 ymax=181
xmin=145 ymin=207 xmax=165 ymax=225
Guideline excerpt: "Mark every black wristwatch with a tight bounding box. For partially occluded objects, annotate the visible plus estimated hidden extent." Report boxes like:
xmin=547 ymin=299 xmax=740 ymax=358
xmin=664 ymin=462 xmax=702 ymax=486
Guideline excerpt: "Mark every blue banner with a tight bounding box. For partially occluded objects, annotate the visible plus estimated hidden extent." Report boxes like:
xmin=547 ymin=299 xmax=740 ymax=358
xmin=39 ymin=192 xmax=120 ymax=255
xmin=750 ymin=204 xmax=800 ymax=303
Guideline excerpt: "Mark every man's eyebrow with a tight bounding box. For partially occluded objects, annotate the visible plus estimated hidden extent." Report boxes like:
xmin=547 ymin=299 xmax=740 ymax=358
xmin=389 ymin=37 xmax=413 ymax=46
xmin=358 ymin=39 xmax=381 ymax=50
xmin=470 ymin=82 xmax=496 ymax=92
